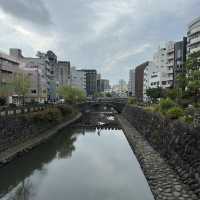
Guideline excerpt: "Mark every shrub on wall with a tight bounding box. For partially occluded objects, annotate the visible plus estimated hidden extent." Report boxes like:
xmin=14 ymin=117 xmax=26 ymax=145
xmin=159 ymin=98 xmax=175 ymax=114
xmin=30 ymin=105 xmax=75 ymax=124
xmin=166 ymin=107 xmax=184 ymax=119
xmin=57 ymin=104 xmax=73 ymax=116
xmin=128 ymin=97 xmax=137 ymax=105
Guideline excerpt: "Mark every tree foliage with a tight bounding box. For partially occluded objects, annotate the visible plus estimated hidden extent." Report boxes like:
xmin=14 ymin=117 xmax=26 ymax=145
xmin=185 ymin=51 xmax=200 ymax=104
xmin=146 ymin=87 xmax=163 ymax=103
xmin=58 ymin=86 xmax=86 ymax=104
xmin=12 ymin=73 xmax=31 ymax=105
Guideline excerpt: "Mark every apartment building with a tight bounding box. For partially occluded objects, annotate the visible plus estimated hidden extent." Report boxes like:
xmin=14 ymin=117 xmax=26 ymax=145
xmin=135 ymin=62 xmax=149 ymax=101
xmin=187 ymin=16 xmax=200 ymax=54
xmin=79 ymin=69 xmax=97 ymax=96
xmin=0 ymin=51 xmax=47 ymax=104
xmin=10 ymin=49 xmax=58 ymax=101
xmin=128 ymin=69 xmax=135 ymax=97
xmin=56 ymin=61 xmax=70 ymax=87
xmin=174 ymin=37 xmax=187 ymax=86
xmin=70 ymin=67 xmax=86 ymax=92
xmin=152 ymin=42 xmax=174 ymax=89
xmin=143 ymin=62 xmax=159 ymax=101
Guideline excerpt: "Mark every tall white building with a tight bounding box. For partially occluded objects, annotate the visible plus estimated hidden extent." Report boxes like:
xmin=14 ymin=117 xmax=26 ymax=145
xmin=153 ymin=42 xmax=174 ymax=88
xmin=143 ymin=42 xmax=174 ymax=101
xmin=187 ymin=16 xmax=200 ymax=54
xmin=143 ymin=62 xmax=159 ymax=101
xmin=128 ymin=69 xmax=135 ymax=96
xmin=70 ymin=67 xmax=86 ymax=92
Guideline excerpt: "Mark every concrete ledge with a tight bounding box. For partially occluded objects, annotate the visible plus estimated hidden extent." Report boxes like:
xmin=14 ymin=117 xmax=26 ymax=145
xmin=118 ymin=115 xmax=198 ymax=200
xmin=0 ymin=113 xmax=82 ymax=165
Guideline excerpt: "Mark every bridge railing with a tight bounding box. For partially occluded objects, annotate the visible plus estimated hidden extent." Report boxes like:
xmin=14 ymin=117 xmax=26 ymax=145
xmin=0 ymin=104 xmax=55 ymax=118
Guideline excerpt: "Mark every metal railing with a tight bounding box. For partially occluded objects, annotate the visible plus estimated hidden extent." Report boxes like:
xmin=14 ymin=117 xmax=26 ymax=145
xmin=0 ymin=104 xmax=54 ymax=118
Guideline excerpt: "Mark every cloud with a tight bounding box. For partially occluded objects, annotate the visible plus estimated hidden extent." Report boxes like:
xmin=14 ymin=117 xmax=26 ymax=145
xmin=0 ymin=0 xmax=52 ymax=26
xmin=0 ymin=0 xmax=200 ymax=84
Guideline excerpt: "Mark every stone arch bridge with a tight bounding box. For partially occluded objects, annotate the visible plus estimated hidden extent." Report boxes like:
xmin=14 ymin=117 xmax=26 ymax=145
xmin=78 ymin=98 xmax=128 ymax=113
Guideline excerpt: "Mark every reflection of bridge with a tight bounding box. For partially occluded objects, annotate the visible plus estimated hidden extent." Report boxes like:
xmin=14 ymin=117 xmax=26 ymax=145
xmin=79 ymin=98 xmax=128 ymax=113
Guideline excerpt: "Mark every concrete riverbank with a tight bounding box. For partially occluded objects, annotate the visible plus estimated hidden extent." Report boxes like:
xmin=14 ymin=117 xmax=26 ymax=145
xmin=118 ymin=115 xmax=198 ymax=200
xmin=0 ymin=113 xmax=82 ymax=165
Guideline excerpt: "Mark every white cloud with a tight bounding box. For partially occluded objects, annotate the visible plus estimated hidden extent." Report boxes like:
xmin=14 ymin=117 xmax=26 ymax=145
xmin=0 ymin=0 xmax=200 ymax=84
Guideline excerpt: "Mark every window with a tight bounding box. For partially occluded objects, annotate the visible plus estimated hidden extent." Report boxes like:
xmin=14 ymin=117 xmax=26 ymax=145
xmin=177 ymin=49 xmax=181 ymax=58
xmin=31 ymin=89 xmax=37 ymax=94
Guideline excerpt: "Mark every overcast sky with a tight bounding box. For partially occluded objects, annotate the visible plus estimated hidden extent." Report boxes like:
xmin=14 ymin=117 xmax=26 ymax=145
xmin=0 ymin=0 xmax=200 ymax=84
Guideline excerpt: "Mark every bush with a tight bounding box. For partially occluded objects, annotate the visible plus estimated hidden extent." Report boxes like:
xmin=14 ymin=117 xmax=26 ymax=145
xmin=183 ymin=115 xmax=194 ymax=124
xmin=31 ymin=107 xmax=62 ymax=123
xmin=128 ymin=97 xmax=137 ymax=105
xmin=45 ymin=108 xmax=62 ymax=122
xmin=159 ymin=98 xmax=175 ymax=114
xmin=153 ymin=104 xmax=160 ymax=113
xmin=57 ymin=104 xmax=73 ymax=116
xmin=0 ymin=97 xmax=6 ymax=106
xmin=166 ymin=107 xmax=184 ymax=119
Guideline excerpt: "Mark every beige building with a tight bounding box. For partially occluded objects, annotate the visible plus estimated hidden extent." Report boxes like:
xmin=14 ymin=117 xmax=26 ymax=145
xmin=0 ymin=50 xmax=47 ymax=104
xmin=56 ymin=61 xmax=71 ymax=87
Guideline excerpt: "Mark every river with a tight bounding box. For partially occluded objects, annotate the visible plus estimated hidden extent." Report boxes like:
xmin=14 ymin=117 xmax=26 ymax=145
xmin=0 ymin=111 xmax=154 ymax=200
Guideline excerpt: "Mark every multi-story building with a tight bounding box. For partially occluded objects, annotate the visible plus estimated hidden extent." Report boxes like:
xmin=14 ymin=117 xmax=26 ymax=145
xmin=112 ymin=80 xmax=127 ymax=97
xmin=153 ymin=42 xmax=174 ymax=89
xmin=0 ymin=51 xmax=47 ymax=104
xmin=174 ymin=37 xmax=187 ymax=86
xmin=135 ymin=62 xmax=149 ymax=101
xmin=97 ymin=79 xmax=110 ymax=93
xmin=79 ymin=69 xmax=97 ymax=96
xmin=0 ymin=51 xmax=21 ymax=97
xmin=143 ymin=62 xmax=159 ymax=101
xmin=21 ymin=67 xmax=48 ymax=103
xmin=187 ymin=16 xmax=200 ymax=54
xmin=56 ymin=61 xmax=70 ymax=87
xmin=70 ymin=67 xmax=86 ymax=92
xmin=10 ymin=49 xmax=58 ymax=101
xmin=128 ymin=69 xmax=135 ymax=96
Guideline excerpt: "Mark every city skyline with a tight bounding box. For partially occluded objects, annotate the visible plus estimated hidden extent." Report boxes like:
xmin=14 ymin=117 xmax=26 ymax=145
xmin=0 ymin=0 xmax=200 ymax=84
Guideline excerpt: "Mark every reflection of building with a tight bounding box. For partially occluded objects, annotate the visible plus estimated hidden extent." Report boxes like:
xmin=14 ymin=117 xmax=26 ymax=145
xmin=70 ymin=67 xmax=86 ymax=92
xmin=187 ymin=16 xmax=200 ymax=54
xmin=56 ymin=61 xmax=70 ymax=87
xmin=79 ymin=69 xmax=97 ymax=96
xmin=135 ymin=62 xmax=148 ymax=101
xmin=174 ymin=37 xmax=187 ymax=87
xmin=128 ymin=69 xmax=135 ymax=96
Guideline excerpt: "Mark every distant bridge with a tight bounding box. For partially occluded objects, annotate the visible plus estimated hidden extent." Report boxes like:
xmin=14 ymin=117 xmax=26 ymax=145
xmin=78 ymin=97 xmax=128 ymax=113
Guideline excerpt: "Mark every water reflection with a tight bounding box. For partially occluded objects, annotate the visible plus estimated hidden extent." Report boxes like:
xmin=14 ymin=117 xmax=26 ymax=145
xmin=0 ymin=128 xmax=154 ymax=200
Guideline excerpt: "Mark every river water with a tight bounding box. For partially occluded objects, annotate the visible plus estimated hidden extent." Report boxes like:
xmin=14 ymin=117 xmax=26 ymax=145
xmin=0 ymin=116 xmax=154 ymax=200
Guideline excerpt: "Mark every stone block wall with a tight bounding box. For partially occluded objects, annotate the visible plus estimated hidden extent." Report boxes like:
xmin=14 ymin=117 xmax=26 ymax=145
xmin=0 ymin=115 xmax=51 ymax=153
xmin=123 ymin=106 xmax=200 ymax=196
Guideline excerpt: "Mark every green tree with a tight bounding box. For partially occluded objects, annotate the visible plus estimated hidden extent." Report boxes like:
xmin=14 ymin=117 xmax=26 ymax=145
xmin=58 ymin=86 xmax=86 ymax=104
xmin=0 ymin=84 xmax=14 ymax=105
xmin=185 ymin=51 xmax=200 ymax=104
xmin=146 ymin=87 xmax=163 ymax=103
xmin=105 ymin=92 xmax=112 ymax=97
xmin=13 ymin=73 xmax=31 ymax=105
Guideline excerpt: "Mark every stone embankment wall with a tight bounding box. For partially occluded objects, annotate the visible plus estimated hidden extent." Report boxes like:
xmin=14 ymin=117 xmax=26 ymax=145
xmin=0 ymin=106 xmax=80 ymax=164
xmin=122 ymin=106 xmax=200 ymax=197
